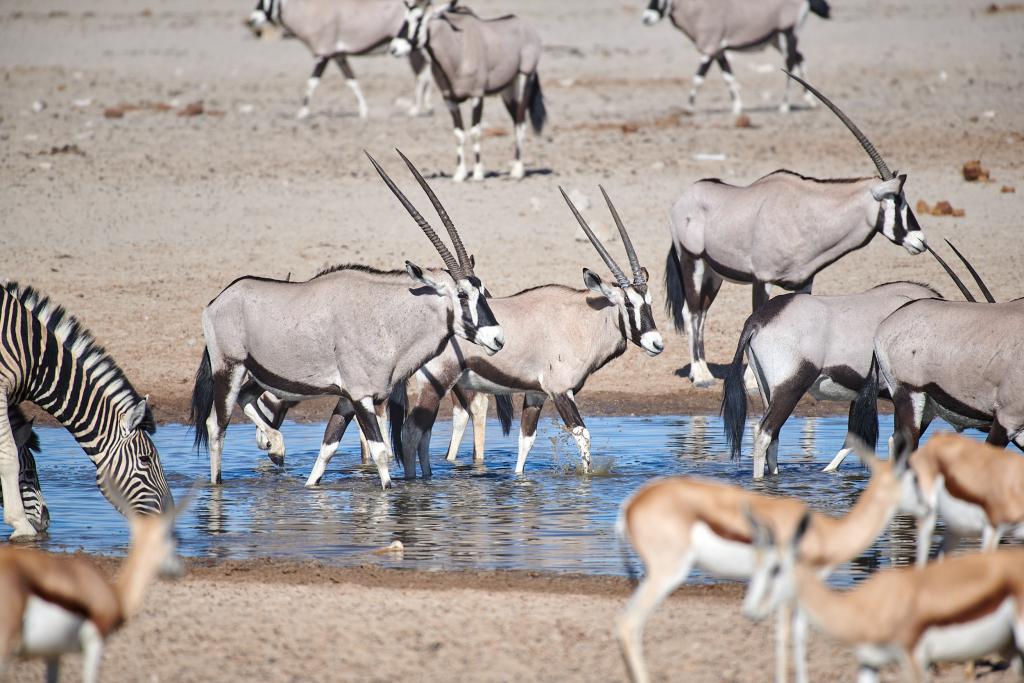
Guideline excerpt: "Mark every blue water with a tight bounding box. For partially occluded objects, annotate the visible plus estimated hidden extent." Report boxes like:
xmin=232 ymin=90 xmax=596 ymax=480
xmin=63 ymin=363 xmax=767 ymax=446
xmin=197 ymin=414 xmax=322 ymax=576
xmin=8 ymin=414 xmax=1003 ymax=584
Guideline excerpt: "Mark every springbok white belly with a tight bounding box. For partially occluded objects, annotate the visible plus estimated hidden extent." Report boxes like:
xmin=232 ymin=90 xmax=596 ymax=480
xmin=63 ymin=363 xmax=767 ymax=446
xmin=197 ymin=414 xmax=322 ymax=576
xmin=691 ymin=521 xmax=755 ymax=579
xmin=937 ymin=484 xmax=988 ymax=536
xmin=21 ymin=596 xmax=85 ymax=656
xmin=915 ymin=598 xmax=1016 ymax=663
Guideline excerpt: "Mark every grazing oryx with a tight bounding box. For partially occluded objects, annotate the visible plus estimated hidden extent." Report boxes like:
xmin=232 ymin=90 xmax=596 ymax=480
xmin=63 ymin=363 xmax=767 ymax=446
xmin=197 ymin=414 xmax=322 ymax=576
xmin=390 ymin=2 xmax=545 ymax=182
xmin=246 ymin=0 xmax=434 ymax=119
xmin=0 ymin=406 xmax=48 ymax=533
xmin=641 ymin=0 xmax=831 ymax=114
xmin=616 ymin=437 xmax=917 ymax=683
xmin=190 ymin=151 xmax=504 ymax=489
xmin=0 ymin=484 xmax=188 ymax=683
xmin=1 ymin=282 xmax=172 ymax=539
xmin=665 ymin=73 xmax=926 ymax=388
xmin=744 ymin=512 xmax=1024 ymax=683
xmin=907 ymin=433 xmax=1024 ymax=567
xmin=395 ymin=187 xmax=664 ymax=477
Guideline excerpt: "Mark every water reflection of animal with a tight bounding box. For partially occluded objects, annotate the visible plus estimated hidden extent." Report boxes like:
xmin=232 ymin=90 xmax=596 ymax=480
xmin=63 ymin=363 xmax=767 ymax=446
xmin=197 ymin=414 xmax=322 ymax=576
xmin=744 ymin=511 xmax=1024 ymax=683
xmin=0 ymin=405 xmax=48 ymax=533
xmin=615 ymin=438 xmax=916 ymax=683
xmin=190 ymin=152 xmax=504 ymax=490
xmin=1 ymin=282 xmax=172 ymax=539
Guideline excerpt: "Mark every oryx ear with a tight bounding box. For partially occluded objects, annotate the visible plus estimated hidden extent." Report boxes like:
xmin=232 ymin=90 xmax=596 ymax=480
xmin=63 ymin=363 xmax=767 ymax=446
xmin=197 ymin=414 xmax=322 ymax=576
xmin=870 ymin=177 xmax=902 ymax=201
xmin=638 ymin=266 xmax=650 ymax=284
xmin=406 ymin=261 xmax=446 ymax=295
xmin=583 ymin=268 xmax=617 ymax=300
xmin=123 ymin=396 xmax=149 ymax=433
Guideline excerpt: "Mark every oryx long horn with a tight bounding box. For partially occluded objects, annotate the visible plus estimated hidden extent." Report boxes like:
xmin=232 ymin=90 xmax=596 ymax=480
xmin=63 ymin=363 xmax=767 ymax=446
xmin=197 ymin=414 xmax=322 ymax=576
xmin=945 ymin=239 xmax=995 ymax=303
xmin=783 ymin=71 xmax=893 ymax=181
xmin=599 ymin=185 xmax=644 ymax=284
xmin=395 ymin=148 xmax=473 ymax=276
xmin=365 ymin=150 xmax=463 ymax=278
xmin=925 ymin=243 xmax=976 ymax=302
xmin=559 ymin=186 xmax=630 ymax=288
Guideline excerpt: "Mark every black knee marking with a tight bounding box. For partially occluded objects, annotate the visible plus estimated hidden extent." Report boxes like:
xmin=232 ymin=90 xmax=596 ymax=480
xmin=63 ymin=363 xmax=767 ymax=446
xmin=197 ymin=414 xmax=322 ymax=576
xmin=986 ymin=419 xmax=1010 ymax=447
xmin=715 ymin=54 xmax=733 ymax=75
xmin=552 ymin=394 xmax=585 ymax=431
xmin=333 ymin=54 xmax=355 ymax=80
xmin=520 ymin=395 xmax=545 ymax=437
xmin=890 ymin=389 xmax=922 ymax=449
xmin=759 ymin=362 xmax=818 ymax=444
xmin=311 ymin=57 xmax=329 ymax=79
xmin=695 ymin=57 xmax=714 ymax=78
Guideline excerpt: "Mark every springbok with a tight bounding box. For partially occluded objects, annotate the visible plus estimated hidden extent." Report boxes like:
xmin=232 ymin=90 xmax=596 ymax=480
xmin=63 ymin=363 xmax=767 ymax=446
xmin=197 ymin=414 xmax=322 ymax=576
xmin=616 ymin=437 xmax=918 ymax=683
xmin=189 ymin=150 xmax=504 ymax=489
xmin=390 ymin=1 xmax=545 ymax=182
xmin=0 ymin=487 xmax=189 ymax=683
xmin=246 ymin=0 xmax=433 ymax=119
xmin=665 ymin=73 xmax=926 ymax=388
xmin=744 ymin=511 xmax=1024 ymax=683
xmin=394 ymin=187 xmax=664 ymax=477
xmin=641 ymin=0 xmax=830 ymax=114
xmin=0 ymin=406 xmax=48 ymax=533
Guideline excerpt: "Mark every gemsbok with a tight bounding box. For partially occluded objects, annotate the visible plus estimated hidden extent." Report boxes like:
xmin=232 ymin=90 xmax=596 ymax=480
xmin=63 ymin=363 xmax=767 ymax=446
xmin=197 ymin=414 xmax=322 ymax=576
xmin=390 ymin=1 xmax=545 ymax=182
xmin=189 ymin=150 xmax=504 ymax=489
xmin=1 ymin=282 xmax=172 ymax=539
xmin=616 ymin=436 xmax=919 ymax=683
xmin=641 ymin=0 xmax=831 ymax=114
xmin=394 ymin=186 xmax=664 ymax=477
xmin=246 ymin=0 xmax=433 ymax=119
xmin=665 ymin=73 xmax=926 ymax=388
xmin=0 ymin=406 xmax=48 ymax=533
xmin=744 ymin=511 xmax=1024 ymax=683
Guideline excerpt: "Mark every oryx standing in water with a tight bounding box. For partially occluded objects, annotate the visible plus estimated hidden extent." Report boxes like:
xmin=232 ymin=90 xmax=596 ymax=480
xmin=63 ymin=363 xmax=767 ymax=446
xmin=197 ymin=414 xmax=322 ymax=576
xmin=641 ymin=0 xmax=830 ymax=114
xmin=665 ymin=73 xmax=926 ymax=388
xmin=246 ymin=0 xmax=434 ymax=119
xmin=395 ymin=187 xmax=664 ymax=477
xmin=190 ymin=151 xmax=504 ymax=489
xmin=390 ymin=2 xmax=546 ymax=182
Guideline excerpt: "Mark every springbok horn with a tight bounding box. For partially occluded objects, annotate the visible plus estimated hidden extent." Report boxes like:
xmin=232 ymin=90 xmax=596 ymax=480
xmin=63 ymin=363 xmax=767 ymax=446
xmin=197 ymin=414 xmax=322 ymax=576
xmin=365 ymin=150 xmax=463 ymax=278
xmin=559 ymin=186 xmax=630 ymax=288
xmin=598 ymin=185 xmax=644 ymax=284
xmin=945 ymin=239 xmax=995 ymax=303
xmin=394 ymin=149 xmax=473 ymax=276
xmin=783 ymin=71 xmax=893 ymax=181
xmin=925 ymin=243 xmax=976 ymax=302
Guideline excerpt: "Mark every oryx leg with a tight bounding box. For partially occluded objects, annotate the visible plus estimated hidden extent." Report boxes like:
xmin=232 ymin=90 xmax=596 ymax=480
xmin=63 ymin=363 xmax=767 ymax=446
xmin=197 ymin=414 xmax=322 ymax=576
xmin=824 ymin=400 xmax=860 ymax=473
xmin=305 ymin=399 xmax=356 ymax=488
xmin=0 ymin=394 xmax=35 ymax=539
xmin=469 ymin=97 xmax=485 ymax=181
xmin=744 ymin=280 xmax=773 ymax=391
xmin=751 ymin=367 xmax=808 ymax=479
xmin=407 ymin=49 xmax=433 ymax=116
xmin=352 ymin=397 xmax=392 ymax=490
xmin=679 ymin=251 xmax=723 ymax=387
xmin=206 ymin=361 xmax=248 ymax=485
xmin=332 ymin=54 xmax=368 ymax=119
xmin=779 ymin=27 xmax=804 ymax=113
xmin=890 ymin=387 xmax=926 ymax=451
xmin=446 ymin=100 xmax=468 ymax=182
xmin=401 ymin=386 xmax=444 ymax=479
xmin=552 ymin=392 xmax=591 ymax=474
xmin=986 ymin=417 xmax=1011 ymax=447
xmin=715 ymin=53 xmax=743 ymax=115
xmin=687 ymin=55 xmax=714 ymax=112
xmin=297 ymin=56 xmax=329 ymax=120
xmin=241 ymin=392 xmax=290 ymax=466
xmin=447 ymin=389 xmax=472 ymax=462
xmin=515 ymin=394 xmax=545 ymax=474
xmin=469 ymin=390 xmax=488 ymax=463
xmin=502 ymin=73 xmax=529 ymax=179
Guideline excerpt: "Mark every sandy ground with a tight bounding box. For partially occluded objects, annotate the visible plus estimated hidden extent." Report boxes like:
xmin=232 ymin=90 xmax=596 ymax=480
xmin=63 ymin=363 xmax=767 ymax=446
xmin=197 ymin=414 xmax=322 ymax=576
xmin=4 ymin=559 xmax=1020 ymax=682
xmin=2 ymin=0 xmax=1022 ymax=424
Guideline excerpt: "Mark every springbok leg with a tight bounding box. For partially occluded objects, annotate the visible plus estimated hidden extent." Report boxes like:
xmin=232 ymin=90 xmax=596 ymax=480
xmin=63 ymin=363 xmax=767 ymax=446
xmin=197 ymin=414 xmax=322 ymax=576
xmin=333 ymin=54 xmax=368 ymax=119
xmin=687 ymin=55 xmax=713 ymax=112
xmin=297 ymin=56 xmax=329 ymax=120
xmin=515 ymin=394 xmax=545 ymax=473
xmin=552 ymin=392 xmax=591 ymax=473
xmin=715 ymin=53 xmax=743 ymax=115
xmin=469 ymin=97 xmax=485 ymax=181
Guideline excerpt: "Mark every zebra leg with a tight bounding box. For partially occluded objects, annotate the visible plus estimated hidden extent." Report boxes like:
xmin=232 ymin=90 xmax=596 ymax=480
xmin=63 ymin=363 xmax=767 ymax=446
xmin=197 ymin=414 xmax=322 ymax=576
xmin=515 ymin=393 xmax=545 ymax=474
xmin=715 ymin=53 xmax=743 ymax=115
xmin=407 ymin=49 xmax=433 ymax=116
xmin=334 ymin=54 xmax=368 ymax=119
xmin=297 ymin=56 xmax=329 ymax=120
xmin=206 ymin=363 xmax=246 ymax=485
xmin=680 ymin=252 xmax=723 ymax=387
xmin=469 ymin=97 xmax=485 ymax=181
xmin=305 ymin=399 xmax=356 ymax=488
xmin=447 ymin=389 xmax=471 ymax=462
xmin=447 ymin=100 xmax=468 ymax=182
xmin=687 ymin=55 xmax=714 ymax=112
xmin=8 ymin=413 xmax=48 ymax=532
xmin=0 ymin=395 xmax=35 ymax=539
xmin=470 ymin=391 xmax=488 ymax=463
xmin=552 ymin=392 xmax=591 ymax=474
xmin=352 ymin=397 xmax=392 ymax=490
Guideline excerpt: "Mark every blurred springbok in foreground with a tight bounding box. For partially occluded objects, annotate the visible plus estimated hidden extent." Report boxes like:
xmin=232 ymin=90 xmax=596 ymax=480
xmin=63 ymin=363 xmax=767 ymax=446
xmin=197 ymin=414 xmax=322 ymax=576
xmin=246 ymin=0 xmax=433 ymax=119
xmin=0 ymin=406 xmax=48 ymax=533
xmin=616 ymin=437 xmax=918 ymax=683
xmin=744 ymin=511 xmax=1024 ymax=683
xmin=190 ymin=151 xmax=504 ymax=489
xmin=665 ymin=73 xmax=926 ymax=389
xmin=390 ymin=1 xmax=545 ymax=182
xmin=641 ymin=0 xmax=830 ymax=114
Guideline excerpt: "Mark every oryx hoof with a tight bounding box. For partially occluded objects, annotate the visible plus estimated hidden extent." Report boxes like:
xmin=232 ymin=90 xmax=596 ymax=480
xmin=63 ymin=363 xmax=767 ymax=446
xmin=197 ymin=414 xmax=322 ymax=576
xmin=510 ymin=160 xmax=525 ymax=180
xmin=407 ymin=105 xmax=432 ymax=117
xmin=472 ymin=165 xmax=485 ymax=182
xmin=268 ymin=452 xmax=285 ymax=467
xmin=357 ymin=106 xmax=369 ymax=120
xmin=690 ymin=377 xmax=716 ymax=389
xmin=296 ymin=106 xmax=311 ymax=120
xmin=779 ymin=101 xmax=791 ymax=114
xmin=452 ymin=167 xmax=468 ymax=183
xmin=304 ymin=476 xmax=323 ymax=489
xmin=445 ymin=454 xmax=458 ymax=463
xmin=380 ymin=476 xmax=394 ymax=490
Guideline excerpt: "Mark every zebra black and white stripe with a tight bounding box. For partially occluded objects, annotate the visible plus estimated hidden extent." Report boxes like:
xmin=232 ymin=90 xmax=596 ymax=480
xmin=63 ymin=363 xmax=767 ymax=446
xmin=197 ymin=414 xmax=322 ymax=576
xmin=0 ymin=281 xmax=171 ymax=538
xmin=0 ymin=405 xmax=49 ymax=532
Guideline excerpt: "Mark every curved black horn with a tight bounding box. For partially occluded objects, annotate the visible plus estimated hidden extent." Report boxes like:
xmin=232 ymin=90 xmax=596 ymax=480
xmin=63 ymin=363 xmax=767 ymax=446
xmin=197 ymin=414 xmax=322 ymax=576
xmin=783 ymin=71 xmax=893 ymax=181
xmin=945 ymin=239 xmax=995 ymax=303
xmin=394 ymin=149 xmax=473 ymax=276
xmin=599 ymin=185 xmax=644 ymax=283
xmin=925 ymin=243 xmax=976 ymax=303
xmin=558 ymin=186 xmax=630 ymax=288
xmin=365 ymin=150 xmax=463 ymax=278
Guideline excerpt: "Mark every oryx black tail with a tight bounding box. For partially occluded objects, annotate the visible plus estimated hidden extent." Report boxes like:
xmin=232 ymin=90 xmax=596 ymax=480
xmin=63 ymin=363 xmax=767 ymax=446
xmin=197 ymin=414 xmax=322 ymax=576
xmin=664 ymin=243 xmax=687 ymax=334
xmin=527 ymin=73 xmax=546 ymax=134
xmin=809 ymin=0 xmax=831 ymax=19
xmin=722 ymin=315 xmax=759 ymax=460
xmin=190 ymin=348 xmax=214 ymax=450
xmin=849 ymin=354 xmax=880 ymax=450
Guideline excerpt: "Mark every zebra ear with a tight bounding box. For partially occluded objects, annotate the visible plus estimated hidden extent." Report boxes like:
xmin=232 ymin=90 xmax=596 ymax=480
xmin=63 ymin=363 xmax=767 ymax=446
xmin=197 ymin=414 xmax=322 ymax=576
xmin=123 ymin=397 xmax=149 ymax=433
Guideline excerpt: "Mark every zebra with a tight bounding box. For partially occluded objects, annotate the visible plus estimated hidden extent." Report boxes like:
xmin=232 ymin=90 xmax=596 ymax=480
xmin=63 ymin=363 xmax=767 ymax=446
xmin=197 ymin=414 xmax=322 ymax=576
xmin=0 ymin=282 xmax=172 ymax=539
xmin=0 ymin=405 xmax=48 ymax=533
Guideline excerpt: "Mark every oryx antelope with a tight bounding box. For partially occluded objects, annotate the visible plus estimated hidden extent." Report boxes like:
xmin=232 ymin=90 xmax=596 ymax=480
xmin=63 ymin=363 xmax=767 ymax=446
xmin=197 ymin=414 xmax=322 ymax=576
xmin=246 ymin=0 xmax=434 ymax=119
xmin=616 ymin=437 xmax=916 ymax=683
xmin=390 ymin=2 xmax=546 ymax=182
xmin=395 ymin=186 xmax=664 ymax=477
xmin=0 ymin=406 xmax=48 ymax=533
xmin=189 ymin=151 xmax=504 ymax=489
xmin=1 ymin=282 xmax=172 ymax=539
xmin=641 ymin=0 xmax=831 ymax=114
xmin=744 ymin=512 xmax=1024 ymax=683
xmin=665 ymin=73 xmax=926 ymax=388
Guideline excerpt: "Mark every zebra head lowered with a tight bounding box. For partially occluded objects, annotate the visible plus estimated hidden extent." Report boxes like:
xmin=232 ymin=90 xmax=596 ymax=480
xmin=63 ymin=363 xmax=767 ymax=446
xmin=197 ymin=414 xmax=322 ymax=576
xmin=560 ymin=186 xmax=664 ymax=357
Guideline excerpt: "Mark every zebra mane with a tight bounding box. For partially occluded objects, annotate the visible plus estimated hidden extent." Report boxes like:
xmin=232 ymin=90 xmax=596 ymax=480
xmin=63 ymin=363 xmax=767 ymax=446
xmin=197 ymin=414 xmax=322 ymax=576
xmin=2 ymin=281 xmax=155 ymax=433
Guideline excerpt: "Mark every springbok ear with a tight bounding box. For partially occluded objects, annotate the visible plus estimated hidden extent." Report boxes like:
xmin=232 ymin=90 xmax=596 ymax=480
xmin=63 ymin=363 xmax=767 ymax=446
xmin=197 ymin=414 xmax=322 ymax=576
xmin=168 ymin=481 xmax=202 ymax=523
xmin=123 ymin=397 xmax=149 ymax=433
xmin=870 ymin=177 xmax=902 ymax=201
xmin=583 ymin=268 xmax=617 ymax=300
xmin=405 ymin=261 xmax=446 ymax=295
